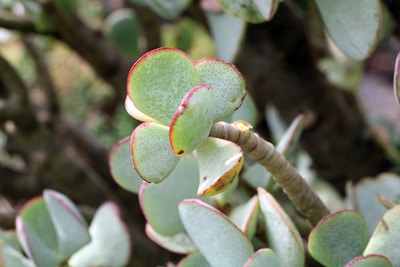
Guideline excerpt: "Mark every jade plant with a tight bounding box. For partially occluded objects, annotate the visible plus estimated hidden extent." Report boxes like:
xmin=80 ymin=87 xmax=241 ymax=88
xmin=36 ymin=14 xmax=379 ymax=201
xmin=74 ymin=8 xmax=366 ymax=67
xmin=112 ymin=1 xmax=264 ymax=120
xmin=107 ymin=45 xmax=400 ymax=266
xmin=0 ymin=190 xmax=130 ymax=267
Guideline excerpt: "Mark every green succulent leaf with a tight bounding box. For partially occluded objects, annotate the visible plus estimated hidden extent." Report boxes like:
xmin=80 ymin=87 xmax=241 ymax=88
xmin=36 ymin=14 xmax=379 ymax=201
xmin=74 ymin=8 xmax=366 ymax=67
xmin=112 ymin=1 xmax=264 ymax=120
xmin=131 ymin=122 xmax=179 ymax=183
xmin=244 ymin=248 xmax=280 ymax=267
xmin=308 ymin=210 xmax=368 ymax=267
xmin=16 ymin=190 xmax=91 ymax=267
xmin=0 ymin=244 xmax=35 ymax=267
xmin=229 ymin=196 xmax=259 ymax=238
xmin=170 ymin=84 xmax=215 ymax=156
xmin=68 ymin=202 xmax=131 ymax=267
xmin=345 ymin=254 xmax=392 ymax=267
xmin=147 ymin=0 xmax=192 ymax=20
xmin=178 ymin=252 xmax=211 ymax=267
xmin=145 ymin=224 xmax=197 ymax=254
xmin=109 ymin=136 xmax=143 ymax=193
xmin=363 ymin=205 xmax=400 ymax=265
xmin=43 ymin=190 xmax=90 ymax=257
xmin=205 ymin=11 xmax=246 ymax=62
xmin=179 ymin=199 xmax=254 ymax=267
xmin=195 ymin=58 xmax=246 ymax=122
xmin=139 ymin=156 xmax=201 ymax=235
xmin=315 ymin=0 xmax=381 ymax=60
xmin=195 ymin=138 xmax=243 ymax=197
xmin=105 ymin=8 xmax=141 ymax=59
xmin=218 ymin=0 xmax=280 ymax=23
xmin=346 ymin=173 xmax=400 ymax=236
xmin=258 ymin=188 xmax=304 ymax=267
xmin=125 ymin=96 xmax=159 ymax=123
xmin=275 ymin=114 xmax=304 ymax=155
xmin=393 ymin=52 xmax=400 ymax=105
xmin=127 ymin=47 xmax=198 ymax=125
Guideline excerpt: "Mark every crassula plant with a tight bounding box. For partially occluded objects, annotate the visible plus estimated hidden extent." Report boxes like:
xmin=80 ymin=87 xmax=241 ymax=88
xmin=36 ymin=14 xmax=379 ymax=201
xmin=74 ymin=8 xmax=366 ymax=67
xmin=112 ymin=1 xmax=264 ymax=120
xmin=108 ymin=46 xmax=400 ymax=266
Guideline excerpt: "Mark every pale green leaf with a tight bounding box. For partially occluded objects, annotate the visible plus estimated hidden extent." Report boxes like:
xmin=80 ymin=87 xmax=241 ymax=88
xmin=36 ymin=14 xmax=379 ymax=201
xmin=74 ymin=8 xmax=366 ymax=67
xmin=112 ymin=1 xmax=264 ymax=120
xmin=109 ymin=136 xmax=143 ymax=193
xmin=0 ymin=244 xmax=35 ymax=267
xmin=147 ymin=0 xmax=192 ymax=20
xmin=315 ymin=0 xmax=381 ymax=60
xmin=179 ymin=199 xmax=254 ymax=267
xmin=127 ymin=47 xmax=198 ymax=125
xmin=308 ymin=210 xmax=368 ymax=267
xmin=139 ymin=156 xmax=200 ymax=235
xmin=218 ymin=0 xmax=280 ymax=23
xmin=195 ymin=58 xmax=246 ymax=121
xmin=363 ymin=205 xmax=400 ymax=265
xmin=131 ymin=122 xmax=179 ymax=183
xmin=68 ymin=202 xmax=131 ymax=267
xmin=195 ymin=138 xmax=243 ymax=197
xmin=177 ymin=252 xmax=211 ymax=267
xmin=43 ymin=190 xmax=90 ymax=258
xmin=244 ymin=248 xmax=280 ymax=267
xmin=229 ymin=196 xmax=259 ymax=238
xmin=346 ymin=173 xmax=400 ymax=237
xmin=145 ymin=224 xmax=197 ymax=254
xmin=258 ymin=188 xmax=304 ymax=267
xmin=170 ymin=84 xmax=215 ymax=156
xmin=205 ymin=11 xmax=246 ymax=62
xmin=345 ymin=254 xmax=392 ymax=267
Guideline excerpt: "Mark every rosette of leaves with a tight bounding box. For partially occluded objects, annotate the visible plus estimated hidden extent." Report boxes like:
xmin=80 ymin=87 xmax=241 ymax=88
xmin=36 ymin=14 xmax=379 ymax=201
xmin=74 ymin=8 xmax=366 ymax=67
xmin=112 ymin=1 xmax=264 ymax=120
xmin=123 ymin=47 xmax=246 ymax=197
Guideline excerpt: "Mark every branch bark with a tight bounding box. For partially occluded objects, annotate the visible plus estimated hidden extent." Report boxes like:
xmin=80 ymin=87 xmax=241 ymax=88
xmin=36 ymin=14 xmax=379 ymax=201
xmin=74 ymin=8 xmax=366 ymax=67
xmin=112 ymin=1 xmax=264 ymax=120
xmin=210 ymin=121 xmax=330 ymax=226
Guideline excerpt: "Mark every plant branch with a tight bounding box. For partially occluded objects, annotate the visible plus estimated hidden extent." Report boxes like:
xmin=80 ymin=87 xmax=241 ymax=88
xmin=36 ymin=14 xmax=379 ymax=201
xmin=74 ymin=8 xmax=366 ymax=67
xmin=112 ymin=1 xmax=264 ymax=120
xmin=209 ymin=121 xmax=330 ymax=226
xmin=0 ymin=15 xmax=57 ymax=36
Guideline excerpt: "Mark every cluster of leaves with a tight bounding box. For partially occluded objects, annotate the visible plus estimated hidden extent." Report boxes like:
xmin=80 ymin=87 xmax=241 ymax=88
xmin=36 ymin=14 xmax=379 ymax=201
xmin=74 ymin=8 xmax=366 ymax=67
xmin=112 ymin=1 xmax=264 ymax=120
xmin=0 ymin=190 xmax=130 ymax=267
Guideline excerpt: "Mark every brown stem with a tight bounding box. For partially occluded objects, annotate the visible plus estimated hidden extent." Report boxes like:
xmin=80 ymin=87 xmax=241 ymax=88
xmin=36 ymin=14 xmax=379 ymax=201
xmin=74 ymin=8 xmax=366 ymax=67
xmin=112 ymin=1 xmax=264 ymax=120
xmin=209 ymin=121 xmax=330 ymax=226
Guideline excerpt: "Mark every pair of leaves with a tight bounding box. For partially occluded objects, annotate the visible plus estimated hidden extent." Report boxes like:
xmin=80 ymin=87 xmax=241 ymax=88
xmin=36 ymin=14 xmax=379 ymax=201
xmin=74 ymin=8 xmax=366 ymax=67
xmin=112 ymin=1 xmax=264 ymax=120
xmin=309 ymin=206 xmax=400 ymax=266
xmin=176 ymin=188 xmax=303 ymax=266
xmin=13 ymin=190 xmax=130 ymax=267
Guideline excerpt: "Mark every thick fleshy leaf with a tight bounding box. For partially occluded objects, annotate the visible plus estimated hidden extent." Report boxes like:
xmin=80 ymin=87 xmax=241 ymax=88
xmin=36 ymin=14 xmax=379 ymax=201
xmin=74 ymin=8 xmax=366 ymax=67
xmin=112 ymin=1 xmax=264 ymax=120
xmin=177 ymin=252 xmax=211 ymax=267
xmin=393 ymin=52 xmax=400 ymax=105
xmin=276 ymin=114 xmax=304 ymax=155
xmin=68 ymin=202 xmax=131 ymax=267
xmin=346 ymin=173 xmax=400 ymax=236
xmin=105 ymin=9 xmax=140 ymax=59
xmin=125 ymin=96 xmax=158 ymax=123
xmin=345 ymin=254 xmax=392 ymax=267
xmin=139 ymin=156 xmax=200 ymax=236
xmin=241 ymin=162 xmax=271 ymax=189
xmin=109 ymin=136 xmax=143 ymax=193
xmin=170 ymin=84 xmax=215 ymax=156
xmin=16 ymin=198 xmax=61 ymax=267
xmin=315 ymin=0 xmax=381 ymax=60
xmin=195 ymin=138 xmax=243 ymax=197
xmin=0 ymin=244 xmax=35 ymax=267
xmin=244 ymin=248 xmax=280 ymax=267
xmin=205 ymin=11 xmax=246 ymax=62
xmin=147 ymin=0 xmax=192 ymax=20
xmin=229 ymin=196 xmax=259 ymax=238
xmin=145 ymin=224 xmax=197 ymax=254
xmin=131 ymin=122 xmax=179 ymax=183
xmin=179 ymin=199 xmax=254 ymax=267
xmin=43 ymin=190 xmax=90 ymax=257
xmin=218 ymin=0 xmax=280 ymax=23
xmin=308 ymin=210 xmax=368 ymax=267
xmin=195 ymin=58 xmax=246 ymax=121
xmin=258 ymin=188 xmax=304 ymax=267
xmin=363 ymin=205 xmax=400 ymax=265
xmin=127 ymin=47 xmax=198 ymax=125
